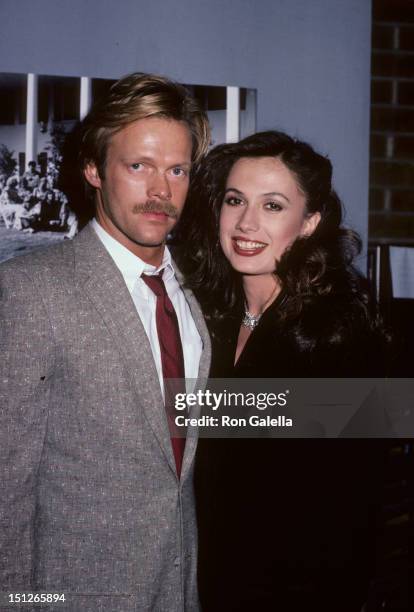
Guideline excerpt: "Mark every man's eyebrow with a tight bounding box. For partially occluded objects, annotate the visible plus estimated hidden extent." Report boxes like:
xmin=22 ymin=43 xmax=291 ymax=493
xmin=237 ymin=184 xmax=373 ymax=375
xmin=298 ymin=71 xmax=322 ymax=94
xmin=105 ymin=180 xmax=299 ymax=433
xmin=122 ymin=156 xmax=191 ymax=167
xmin=172 ymin=161 xmax=192 ymax=168
xmin=121 ymin=155 xmax=148 ymax=164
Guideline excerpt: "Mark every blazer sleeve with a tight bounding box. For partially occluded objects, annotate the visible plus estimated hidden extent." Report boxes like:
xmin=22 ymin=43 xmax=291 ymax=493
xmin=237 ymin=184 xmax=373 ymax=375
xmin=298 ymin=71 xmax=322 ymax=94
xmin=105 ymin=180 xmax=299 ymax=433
xmin=0 ymin=264 xmax=54 ymax=590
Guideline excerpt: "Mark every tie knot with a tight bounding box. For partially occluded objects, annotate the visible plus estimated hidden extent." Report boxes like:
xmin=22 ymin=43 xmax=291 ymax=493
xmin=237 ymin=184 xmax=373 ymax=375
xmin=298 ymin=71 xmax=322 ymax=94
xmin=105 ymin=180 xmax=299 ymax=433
xmin=141 ymin=272 xmax=166 ymax=297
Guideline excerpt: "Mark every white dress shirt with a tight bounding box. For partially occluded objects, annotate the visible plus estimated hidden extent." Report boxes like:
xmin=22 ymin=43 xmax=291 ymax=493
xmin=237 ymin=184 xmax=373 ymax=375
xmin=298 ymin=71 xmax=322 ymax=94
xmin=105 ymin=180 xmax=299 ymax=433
xmin=91 ymin=219 xmax=202 ymax=394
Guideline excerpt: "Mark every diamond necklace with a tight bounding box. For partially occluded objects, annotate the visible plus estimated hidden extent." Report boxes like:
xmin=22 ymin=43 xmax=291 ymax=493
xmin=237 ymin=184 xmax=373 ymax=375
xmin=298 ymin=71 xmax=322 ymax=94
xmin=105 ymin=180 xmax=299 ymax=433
xmin=242 ymin=307 xmax=262 ymax=330
xmin=241 ymin=285 xmax=279 ymax=330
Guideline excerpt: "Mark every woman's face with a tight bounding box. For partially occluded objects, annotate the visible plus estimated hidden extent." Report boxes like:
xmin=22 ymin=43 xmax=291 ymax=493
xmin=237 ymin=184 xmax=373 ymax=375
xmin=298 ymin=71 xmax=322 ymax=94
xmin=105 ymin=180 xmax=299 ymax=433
xmin=219 ymin=156 xmax=320 ymax=277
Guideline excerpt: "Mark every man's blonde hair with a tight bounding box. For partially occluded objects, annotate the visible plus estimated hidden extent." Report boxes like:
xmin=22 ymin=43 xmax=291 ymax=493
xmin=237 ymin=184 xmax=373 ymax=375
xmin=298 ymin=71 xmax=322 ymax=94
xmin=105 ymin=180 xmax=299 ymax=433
xmin=80 ymin=72 xmax=210 ymax=177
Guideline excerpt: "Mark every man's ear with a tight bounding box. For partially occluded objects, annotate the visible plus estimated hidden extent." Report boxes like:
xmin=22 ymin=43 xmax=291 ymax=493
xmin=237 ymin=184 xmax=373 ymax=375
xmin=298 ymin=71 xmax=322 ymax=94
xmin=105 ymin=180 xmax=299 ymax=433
xmin=301 ymin=211 xmax=321 ymax=237
xmin=83 ymin=162 xmax=102 ymax=189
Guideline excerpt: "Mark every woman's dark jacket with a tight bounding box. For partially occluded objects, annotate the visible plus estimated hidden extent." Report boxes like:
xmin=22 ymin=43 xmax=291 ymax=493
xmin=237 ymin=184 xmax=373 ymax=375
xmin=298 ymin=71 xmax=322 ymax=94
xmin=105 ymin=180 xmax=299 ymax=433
xmin=195 ymin=290 xmax=388 ymax=612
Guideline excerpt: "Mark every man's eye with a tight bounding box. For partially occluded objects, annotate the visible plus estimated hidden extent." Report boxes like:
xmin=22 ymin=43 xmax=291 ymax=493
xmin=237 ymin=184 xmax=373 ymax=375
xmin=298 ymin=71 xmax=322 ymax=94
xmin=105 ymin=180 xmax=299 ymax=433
xmin=130 ymin=163 xmax=143 ymax=170
xmin=265 ymin=201 xmax=283 ymax=211
xmin=171 ymin=167 xmax=186 ymax=176
xmin=224 ymin=197 xmax=243 ymax=206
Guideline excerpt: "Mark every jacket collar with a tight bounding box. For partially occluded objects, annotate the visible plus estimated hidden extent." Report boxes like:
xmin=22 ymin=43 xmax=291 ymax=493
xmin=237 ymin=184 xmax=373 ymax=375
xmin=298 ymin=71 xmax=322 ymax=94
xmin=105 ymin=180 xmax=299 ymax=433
xmin=72 ymin=225 xmax=211 ymax=483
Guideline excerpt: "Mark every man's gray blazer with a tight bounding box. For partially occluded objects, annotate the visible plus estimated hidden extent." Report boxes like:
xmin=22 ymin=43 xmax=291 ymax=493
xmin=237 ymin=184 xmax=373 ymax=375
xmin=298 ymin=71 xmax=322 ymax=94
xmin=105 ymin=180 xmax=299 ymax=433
xmin=0 ymin=225 xmax=211 ymax=611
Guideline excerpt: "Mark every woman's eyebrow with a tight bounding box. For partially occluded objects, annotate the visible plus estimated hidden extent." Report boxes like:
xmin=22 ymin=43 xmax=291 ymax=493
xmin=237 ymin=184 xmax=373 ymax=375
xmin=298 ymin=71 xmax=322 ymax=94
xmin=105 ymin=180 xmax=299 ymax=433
xmin=263 ymin=191 xmax=290 ymax=203
xmin=224 ymin=187 xmax=244 ymax=195
xmin=225 ymin=188 xmax=290 ymax=204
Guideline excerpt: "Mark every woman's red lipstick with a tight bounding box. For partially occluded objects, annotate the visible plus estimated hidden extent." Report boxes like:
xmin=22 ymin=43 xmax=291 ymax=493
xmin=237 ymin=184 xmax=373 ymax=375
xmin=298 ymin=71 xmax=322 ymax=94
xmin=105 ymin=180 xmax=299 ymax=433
xmin=232 ymin=236 xmax=267 ymax=257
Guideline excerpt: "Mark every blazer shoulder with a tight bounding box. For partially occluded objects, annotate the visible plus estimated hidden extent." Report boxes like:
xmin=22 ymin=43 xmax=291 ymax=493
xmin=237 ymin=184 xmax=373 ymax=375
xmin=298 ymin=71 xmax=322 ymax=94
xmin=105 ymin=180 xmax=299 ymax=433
xmin=0 ymin=239 xmax=76 ymax=289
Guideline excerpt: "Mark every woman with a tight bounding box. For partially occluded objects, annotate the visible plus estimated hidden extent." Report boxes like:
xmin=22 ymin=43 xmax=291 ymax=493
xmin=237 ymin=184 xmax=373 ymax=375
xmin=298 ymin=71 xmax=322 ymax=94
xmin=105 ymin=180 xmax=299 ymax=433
xmin=177 ymin=131 xmax=389 ymax=611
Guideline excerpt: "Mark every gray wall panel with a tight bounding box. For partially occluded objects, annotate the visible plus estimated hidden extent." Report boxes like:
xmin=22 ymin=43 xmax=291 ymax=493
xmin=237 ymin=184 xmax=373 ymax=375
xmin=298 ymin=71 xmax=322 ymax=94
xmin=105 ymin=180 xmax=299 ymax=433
xmin=0 ymin=0 xmax=371 ymax=246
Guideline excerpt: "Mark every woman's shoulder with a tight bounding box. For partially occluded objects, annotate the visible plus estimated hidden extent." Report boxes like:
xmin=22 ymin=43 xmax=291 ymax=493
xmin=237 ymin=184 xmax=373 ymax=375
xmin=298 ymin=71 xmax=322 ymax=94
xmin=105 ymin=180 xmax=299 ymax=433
xmin=296 ymin=288 xmax=371 ymax=340
xmin=265 ymin=272 xmax=389 ymax=376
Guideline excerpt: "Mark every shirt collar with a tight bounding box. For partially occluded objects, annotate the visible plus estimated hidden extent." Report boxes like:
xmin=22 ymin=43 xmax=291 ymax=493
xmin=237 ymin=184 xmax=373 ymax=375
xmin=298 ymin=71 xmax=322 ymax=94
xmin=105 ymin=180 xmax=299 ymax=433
xmin=91 ymin=218 xmax=175 ymax=291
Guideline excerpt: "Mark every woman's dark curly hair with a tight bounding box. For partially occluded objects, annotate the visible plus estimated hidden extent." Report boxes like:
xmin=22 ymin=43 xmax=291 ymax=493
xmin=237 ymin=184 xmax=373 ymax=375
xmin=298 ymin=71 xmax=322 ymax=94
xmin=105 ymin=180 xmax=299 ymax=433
xmin=176 ymin=130 xmax=373 ymax=327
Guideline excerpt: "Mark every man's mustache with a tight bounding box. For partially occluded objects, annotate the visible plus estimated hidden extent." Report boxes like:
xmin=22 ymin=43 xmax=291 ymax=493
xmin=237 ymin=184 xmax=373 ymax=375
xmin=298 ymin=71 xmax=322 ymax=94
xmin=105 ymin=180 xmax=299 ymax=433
xmin=132 ymin=201 xmax=179 ymax=218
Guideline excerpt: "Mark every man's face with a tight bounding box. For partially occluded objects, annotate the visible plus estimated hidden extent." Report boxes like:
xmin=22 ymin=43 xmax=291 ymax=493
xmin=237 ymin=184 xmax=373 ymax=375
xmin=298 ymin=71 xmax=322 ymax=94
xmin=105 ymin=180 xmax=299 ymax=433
xmin=84 ymin=117 xmax=193 ymax=265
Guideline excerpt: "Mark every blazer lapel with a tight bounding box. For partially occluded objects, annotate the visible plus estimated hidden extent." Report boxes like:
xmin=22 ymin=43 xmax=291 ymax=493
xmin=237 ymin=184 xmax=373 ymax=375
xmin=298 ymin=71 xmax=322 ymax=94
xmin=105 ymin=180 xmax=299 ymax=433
xmin=72 ymin=226 xmax=177 ymax=474
xmin=174 ymin=265 xmax=212 ymax=482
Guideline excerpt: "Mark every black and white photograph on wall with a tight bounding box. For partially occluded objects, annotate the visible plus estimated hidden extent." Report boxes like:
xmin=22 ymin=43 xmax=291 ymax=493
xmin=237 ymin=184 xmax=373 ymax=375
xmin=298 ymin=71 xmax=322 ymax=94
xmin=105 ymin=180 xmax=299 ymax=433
xmin=0 ymin=71 xmax=256 ymax=263
xmin=0 ymin=73 xmax=85 ymax=262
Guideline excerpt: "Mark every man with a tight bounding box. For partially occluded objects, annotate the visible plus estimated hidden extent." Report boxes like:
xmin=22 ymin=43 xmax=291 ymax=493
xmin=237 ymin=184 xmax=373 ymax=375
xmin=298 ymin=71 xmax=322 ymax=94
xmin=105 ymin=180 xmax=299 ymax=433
xmin=0 ymin=73 xmax=211 ymax=611
xmin=21 ymin=160 xmax=41 ymax=192
xmin=0 ymin=172 xmax=23 ymax=228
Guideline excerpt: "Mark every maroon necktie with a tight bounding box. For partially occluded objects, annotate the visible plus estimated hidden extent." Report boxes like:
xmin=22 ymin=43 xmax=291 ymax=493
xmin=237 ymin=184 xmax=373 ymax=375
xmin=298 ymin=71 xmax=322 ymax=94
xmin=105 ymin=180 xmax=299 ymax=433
xmin=141 ymin=271 xmax=186 ymax=477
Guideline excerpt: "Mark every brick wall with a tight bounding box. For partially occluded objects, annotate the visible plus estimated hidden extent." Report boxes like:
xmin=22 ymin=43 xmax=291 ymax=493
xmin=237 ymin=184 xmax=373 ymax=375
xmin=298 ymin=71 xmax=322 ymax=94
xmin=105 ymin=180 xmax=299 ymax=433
xmin=370 ymin=0 xmax=414 ymax=244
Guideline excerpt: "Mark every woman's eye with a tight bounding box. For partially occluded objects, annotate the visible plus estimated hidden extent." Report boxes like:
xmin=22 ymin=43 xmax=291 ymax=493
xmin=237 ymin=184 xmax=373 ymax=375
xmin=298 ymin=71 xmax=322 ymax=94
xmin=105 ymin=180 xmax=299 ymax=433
xmin=265 ymin=201 xmax=283 ymax=212
xmin=224 ymin=197 xmax=243 ymax=206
